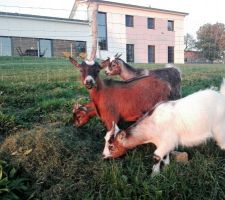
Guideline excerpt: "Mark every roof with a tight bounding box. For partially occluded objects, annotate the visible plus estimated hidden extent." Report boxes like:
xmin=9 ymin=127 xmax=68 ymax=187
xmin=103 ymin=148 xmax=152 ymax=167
xmin=98 ymin=1 xmax=188 ymax=16
xmin=0 ymin=11 xmax=89 ymax=24
xmin=69 ymin=0 xmax=188 ymax=18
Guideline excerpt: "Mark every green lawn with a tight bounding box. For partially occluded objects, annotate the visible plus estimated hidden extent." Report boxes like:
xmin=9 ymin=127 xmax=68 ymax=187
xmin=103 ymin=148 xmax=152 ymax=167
xmin=1 ymin=56 xmax=225 ymax=200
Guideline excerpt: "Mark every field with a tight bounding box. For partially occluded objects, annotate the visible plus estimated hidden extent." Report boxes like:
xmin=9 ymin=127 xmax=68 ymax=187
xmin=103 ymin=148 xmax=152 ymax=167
xmin=1 ymin=56 xmax=225 ymax=200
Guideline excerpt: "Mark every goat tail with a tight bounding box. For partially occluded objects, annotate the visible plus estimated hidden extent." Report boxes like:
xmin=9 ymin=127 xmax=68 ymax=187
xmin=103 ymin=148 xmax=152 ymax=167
xmin=165 ymin=63 xmax=175 ymax=68
xmin=165 ymin=64 xmax=182 ymax=80
xmin=220 ymin=78 xmax=225 ymax=96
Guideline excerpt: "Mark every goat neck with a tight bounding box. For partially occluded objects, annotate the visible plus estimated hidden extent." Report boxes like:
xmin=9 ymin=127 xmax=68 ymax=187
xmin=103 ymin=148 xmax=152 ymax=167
xmin=120 ymin=61 xmax=141 ymax=80
xmin=86 ymin=77 xmax=104 ymax=116
xmin=121 ymin=126 xmax=150 ymax=149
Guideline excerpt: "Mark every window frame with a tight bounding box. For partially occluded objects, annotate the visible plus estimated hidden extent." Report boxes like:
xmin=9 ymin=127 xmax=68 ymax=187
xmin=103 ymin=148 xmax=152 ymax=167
xmin=126 ymin=44 xmax=134 ymax=63
xmin=125 ymin=15 xmax=134 ymax=27
xmin=147 ymin=18 xmax=155 ymax=29
xmin=168 ymin=20 xmax=174 ymax=31
xmin=168 ymin=46 xmax=174 ymax=63
xmin=148 ymin=45 xmax=155 ymax=63
xmin=75 ymin=41 xmax=87 ymax=56
xmin=97 ymin=12 xmax=108 ymax=50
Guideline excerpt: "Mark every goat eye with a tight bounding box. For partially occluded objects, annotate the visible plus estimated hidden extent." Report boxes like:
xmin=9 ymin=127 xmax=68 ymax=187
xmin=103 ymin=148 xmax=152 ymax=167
xmin=109 ymin=144 xmax=115 ymax=151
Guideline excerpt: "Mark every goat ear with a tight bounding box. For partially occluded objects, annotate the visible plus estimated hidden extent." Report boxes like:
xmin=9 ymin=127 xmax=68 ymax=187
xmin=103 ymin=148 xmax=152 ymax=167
xmin=100 ymin=58 xmax=110 ymax=69
xmin=69 ymin=57 xmax=81 ymax=68
xmin=118 ymin=131 xmax=126 ymax=141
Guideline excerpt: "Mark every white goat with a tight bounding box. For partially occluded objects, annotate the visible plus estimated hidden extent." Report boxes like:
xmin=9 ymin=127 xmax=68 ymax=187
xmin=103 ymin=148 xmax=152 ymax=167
xmin=103 ymin=79 xmax=225 ymax=175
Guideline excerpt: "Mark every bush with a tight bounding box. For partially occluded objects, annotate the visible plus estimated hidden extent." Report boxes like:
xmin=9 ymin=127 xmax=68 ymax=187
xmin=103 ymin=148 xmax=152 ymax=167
xmin=0 ymin=112 xmax=16 ymax=136
xmin=0 ymin=160 xmax=28 ymax=200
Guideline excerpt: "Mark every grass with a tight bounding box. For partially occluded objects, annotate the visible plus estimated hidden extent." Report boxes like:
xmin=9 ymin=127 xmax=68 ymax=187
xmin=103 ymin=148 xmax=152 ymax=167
xmin=0 ymin=56 xmax=225 ymax=199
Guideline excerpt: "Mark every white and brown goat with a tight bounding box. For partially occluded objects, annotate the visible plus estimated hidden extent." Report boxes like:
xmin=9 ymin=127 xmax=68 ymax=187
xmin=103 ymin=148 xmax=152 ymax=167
xmin=68 ymin=57 xmax=171 ymax=130
xmin=103 ymin=79 xmax=225 ymax=175
xmin=101 ymin=54 xmax=181 ymax=100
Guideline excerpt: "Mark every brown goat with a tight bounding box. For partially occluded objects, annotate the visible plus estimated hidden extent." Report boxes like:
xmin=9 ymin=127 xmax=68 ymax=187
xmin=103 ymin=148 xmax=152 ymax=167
xmin=101 ymin=55 xmax=181 ymax=100
xmin=69 ymin=57 xmax=171 ymax=130
xmin=73 ymin=102 xmax=96 ymax=127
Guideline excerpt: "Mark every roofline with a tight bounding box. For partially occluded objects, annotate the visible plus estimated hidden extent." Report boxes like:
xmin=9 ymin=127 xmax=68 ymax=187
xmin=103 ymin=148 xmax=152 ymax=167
xmin=96 ymin=0 xmax=188 ymax=16
xmin=0 ymin=12 xmax=89 ymax=24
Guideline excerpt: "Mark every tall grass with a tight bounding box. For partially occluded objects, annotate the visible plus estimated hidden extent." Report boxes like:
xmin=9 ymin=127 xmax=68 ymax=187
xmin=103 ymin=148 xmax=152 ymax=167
xmin=0 ymin=57 xmax=225 ymax=199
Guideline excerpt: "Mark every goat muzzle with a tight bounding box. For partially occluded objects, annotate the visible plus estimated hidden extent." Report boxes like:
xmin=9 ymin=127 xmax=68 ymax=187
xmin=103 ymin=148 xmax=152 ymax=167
xmin=85 ymin=84 xmax=94 ymax=89
xmin=85 ymin=82 xmax=96 ymax=89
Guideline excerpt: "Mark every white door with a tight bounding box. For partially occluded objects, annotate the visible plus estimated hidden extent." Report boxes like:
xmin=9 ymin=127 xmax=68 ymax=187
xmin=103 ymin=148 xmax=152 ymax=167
xmin=0 ymin=37 xmax=12 ymax=56
xmin=39 ymin=39 xmax=52 ymax=57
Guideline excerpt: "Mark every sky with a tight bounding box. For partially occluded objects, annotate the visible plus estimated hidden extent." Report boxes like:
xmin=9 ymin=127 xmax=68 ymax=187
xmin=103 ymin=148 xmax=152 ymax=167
xmin=1 ymin=0 xmax=225 ymax=38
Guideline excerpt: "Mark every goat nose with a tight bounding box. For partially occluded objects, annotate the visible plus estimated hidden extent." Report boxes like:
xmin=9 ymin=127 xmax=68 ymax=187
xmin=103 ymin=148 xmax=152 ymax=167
xmin=85 ymin=79 xmax=93 ymax=85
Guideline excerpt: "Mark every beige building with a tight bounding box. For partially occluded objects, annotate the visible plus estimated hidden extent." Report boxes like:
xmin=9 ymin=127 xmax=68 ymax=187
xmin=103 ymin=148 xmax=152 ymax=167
xmin=71 ymin=0 xmax=188 ymax=63
xmin=0 ymin=1 xmax=188 ymax=63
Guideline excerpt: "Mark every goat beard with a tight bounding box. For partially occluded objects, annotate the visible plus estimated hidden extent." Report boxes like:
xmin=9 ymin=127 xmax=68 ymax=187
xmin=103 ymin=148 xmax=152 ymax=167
xmin=85 ymin=83 xmax=97 ymax=89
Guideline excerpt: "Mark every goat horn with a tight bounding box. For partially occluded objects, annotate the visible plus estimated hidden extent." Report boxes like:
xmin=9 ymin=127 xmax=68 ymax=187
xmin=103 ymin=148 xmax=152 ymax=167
xmin=74 ymin=103 xmax=81 ymax=110
xmin=80 ymin=106 xmax=88 ymax=112
xmin=115 ymin=123 xmax=120 ymax=133
xmin=114 ymin=53 xmax=118 ymax=57
xmin=111 ymin=121 xmax=115 ymax=134
xmin=74 ymin=103 xmax=78 ymax=110
xmin=117 ymin=53 xmax=122 ymax=58
xmin=113 ymin=122 xmax=120 ymax=137
xmin=72 ymin=103 xmax=78 ymax=112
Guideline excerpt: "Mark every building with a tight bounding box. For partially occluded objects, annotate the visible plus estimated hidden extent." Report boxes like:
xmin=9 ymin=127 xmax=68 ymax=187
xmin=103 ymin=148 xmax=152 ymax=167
xmin=184 ymin=50 xmax=202 ymax=63
xmin=0 ymin=12 xmax=90 ymax=58
xmin=0 ymin=0 xmax=188 ymax=63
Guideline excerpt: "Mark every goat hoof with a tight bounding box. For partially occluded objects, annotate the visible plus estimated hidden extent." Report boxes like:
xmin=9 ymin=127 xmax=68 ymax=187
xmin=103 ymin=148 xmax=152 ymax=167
xmin=151 ymin=171 xmax=160 ymax=178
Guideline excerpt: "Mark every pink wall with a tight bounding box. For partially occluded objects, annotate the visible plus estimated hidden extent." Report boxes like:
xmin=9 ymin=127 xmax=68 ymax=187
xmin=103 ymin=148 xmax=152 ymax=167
xmin=126 ymin=16 xmax=175 ymax=63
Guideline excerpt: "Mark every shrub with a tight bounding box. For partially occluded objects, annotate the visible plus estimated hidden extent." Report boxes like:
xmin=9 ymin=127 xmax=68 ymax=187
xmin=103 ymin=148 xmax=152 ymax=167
xmin=0 ymin=160 xmax=28 ymax=200
xmin=0 ymin=112 xmax=16 ymax=136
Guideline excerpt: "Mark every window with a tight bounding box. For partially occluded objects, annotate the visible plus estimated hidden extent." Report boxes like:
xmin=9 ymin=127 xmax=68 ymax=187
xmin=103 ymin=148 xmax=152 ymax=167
xmin=97 ymin=12 xmax=107 ymax=50
xmin=147 ymin=18 xmax=155 ymax=29
xmin=168 ymin=20 xmax=174 ymax=31
xmin=0 ymin=37 xmax=12 ymax=56
xmin=148 ymin=45 xmax=155 ymax=63
xmin=75 ymin=41 xmax=86 ymax=56
xmin=39 ymin=39 xmax=52 ymax=57
xmin=126 ymin=15 xmax=133 ymax=27
xmin=126 ymin=44 xmax=134 ymax=62
xmin=168 ymin=46 xmax=174 ymax=63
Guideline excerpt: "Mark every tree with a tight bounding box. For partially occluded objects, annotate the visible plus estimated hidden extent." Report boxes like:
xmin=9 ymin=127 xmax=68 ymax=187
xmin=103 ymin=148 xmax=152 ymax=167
xmin=196 ymin=23 xmax=225 ymax=61
xmin=89 ymin=1 xmax=99 ymax=61
xmin=184 ymin=33 xmax=196 ymax=51
xmin=69 ymin=0 xmax=99 ymax=61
